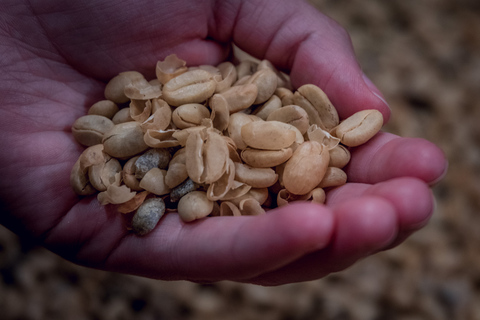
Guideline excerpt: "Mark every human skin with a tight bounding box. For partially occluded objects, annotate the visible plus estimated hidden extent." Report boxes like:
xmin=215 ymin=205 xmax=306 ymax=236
xmin=0 ymin=0 xmax=447 ymax=285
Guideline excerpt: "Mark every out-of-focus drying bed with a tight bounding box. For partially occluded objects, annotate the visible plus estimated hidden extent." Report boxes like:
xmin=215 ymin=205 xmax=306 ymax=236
xmin=1 ymin=0 xmax=479 ymax=319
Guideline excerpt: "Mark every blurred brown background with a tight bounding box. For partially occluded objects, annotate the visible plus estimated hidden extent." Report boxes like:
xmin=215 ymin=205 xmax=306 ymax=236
xmin=1 ymin=0 xmax=479 ymax=319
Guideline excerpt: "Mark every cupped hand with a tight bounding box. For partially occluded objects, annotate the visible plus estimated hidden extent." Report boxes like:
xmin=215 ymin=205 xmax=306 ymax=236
xmin=0 ymin=0 xmax=447 ymax=285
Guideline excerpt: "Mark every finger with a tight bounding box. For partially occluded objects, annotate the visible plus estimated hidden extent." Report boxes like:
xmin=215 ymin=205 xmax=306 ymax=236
xmin=345 ymin=132 xmax=448 ymax=185
xmin=327 ymin=177 xmax=435 ymax=247
xmin=244 ymin=196 xmax=398 ymax=285
xmin=44 ymin=201 xmax=334 ymax=282
xmin=212 ymin=0 xmax=390 ymax=121
xmin=245 ymin=177 xmax=435 ymax=285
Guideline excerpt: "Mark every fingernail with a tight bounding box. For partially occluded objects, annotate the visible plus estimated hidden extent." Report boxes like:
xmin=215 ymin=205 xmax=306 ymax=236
xmin=429 ymin=159 xmax=449 ymax=186
xmin=409 ymin=190 xmax=436 ymax=231
xmin=362 ymin=73 xmax=390 ymax=110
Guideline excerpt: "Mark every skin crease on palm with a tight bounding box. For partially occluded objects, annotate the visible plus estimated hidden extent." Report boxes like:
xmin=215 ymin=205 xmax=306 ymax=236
xmin=0 ymin=0 xmax=447 ymax=285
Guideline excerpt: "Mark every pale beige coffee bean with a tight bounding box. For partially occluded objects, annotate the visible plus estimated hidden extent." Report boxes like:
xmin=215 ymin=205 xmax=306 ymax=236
xmin=257 ymin=59 xmax=292 ymax=90
xmin=134 ymin=148 xmax=171 ymax=179
xmin=276 ymin=189 xmax=290 ymax=207
xmin=238 ymin=198 xmax=265 ymax=216
xmin=88 ymin=154 xmax=122 ymax=192
xmin=214 ymin=83 xmax=258 ymax=113
xmin=293 ymin=92 xmax=324 ymax=127
xmin=297 ymin=84 xmax=339 ymax=130
xmin=247 ymin=68 xmax=278 ymax=104
xmin=266 ymin=105 xmax=310 ymax=135
xmin=234 ymin=162 xmax=278 ymax=188
xmin=169 ymin=147 xmax=186 ymax=165
xmin=229 ymin=188 xmax=269 ymax=207
xmin=222 ymin=136 xmax=242 ymax=162
xmin=70 ymin=157 xmax=97 ymax=196
xmin=116 ymin=190 xmax=150 ymax=214
xmin=205 ymin=165 xmax=234 ymax=201
xmin=132 ymin=198 xmax=165 ymax=236
xmin=88 ymin=100 xmax=119 ymax=119
xmin=162 ymin=69 xmax=216 ymax=106
xmin=329 ymin=144 xmax=351 ymax=168
xmin=111 ymin=108 xmax=134 ymax=124
xmin=189 ymin=65 xmax=221 ymax=77
xmin=233 ymin=75 xmax=251 ymax=86
xmin=151 ymin=97 xmax=169 ymax=114
xmin=139 ymin=168 xmax=170 ymax=196
xmin=129 ymin=99 xmax=152 ymax=123
xmin=144 ymin=129 xmax=180 ymax=149
xmin=209 ymin=94 xmax=230 ymax=131
xmin=306 ymin=124 xmax=340 ymax=150
xmin=124 ymin=78 xmax=162 ymax=100
xmin=283 ymin=141 xmax=330 ymax=195
xmin=165 ymin=163 xmax=188 ymax=189
xmin=241 ymin=120 xmax=297 ymax=150
xmin=253 ymin=95 xmax=282 ymax=120
xmin=103 ymin=121 xmax=149 ymax=159
xmin=198 ymin=129 xmax=230 ymax=184
xmin=311 ymin=187 xmax=326 ymax=204
xmin=334 ymin=109 xmax=383 ymax=147
xmin=172 ymin=103 xmax=210 ymax=129
xmin=122 ymin=156 xmax=143 ymax=191
xmin=235 ymin=60 xmax=257 ymax=79
xmin=104 ymin=71 xmax=145 ymax=104
xmin=256 ymin=59 xmax=275 ymax=72
xmin=156 ymin=54 xmax=188 ymax=85
xmin=227 ymin=113 xmax=260 ymax=150
xmin=276 ymin=188 xmax=313 ymax=207
xmin=76 ymin=144 xmax=105 ymax=172
xmin=72 ymin=115 xmax=114 ymax=147
xmin=241 ymin=147 xmax=293 ymax=168
xmin=185 ymin=130 xmax=229 ymax=184
xmin=206 ymin=158 xmax=235 ymax=201
xmin=97 ymin=172 xmax=136 ymax=205
xmin=216 ymin=181 xmax=252 ymax=201
xmin=141 ymin=99 xmax=172 ymax=132
xmin=317 ymin=167 xmax=347 ymax=188
xmin=275 ymin=87 xmax=294 ymax=106
xmin=171 ymin=126 xmax=206 ymax=147
xmin=149 ymin=79 xmax=161 ymax=87
xmin=285 ymin=123 xmax=305 ymax=148
xmin=219 ymin=201 xmax=241 ymax=216
xmin=177 ymin=191 xmax=214 ymax=222
xmin=215 ymin=61 xmax=237 ymax=93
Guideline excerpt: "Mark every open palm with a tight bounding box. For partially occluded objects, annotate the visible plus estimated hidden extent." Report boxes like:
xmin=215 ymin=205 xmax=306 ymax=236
xmin=0 ymin=0 xmax=446 ymax=285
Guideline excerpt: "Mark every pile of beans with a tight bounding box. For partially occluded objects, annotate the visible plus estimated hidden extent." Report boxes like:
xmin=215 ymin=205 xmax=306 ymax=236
xmin=70 ymin=54 xmax=383 ymax=235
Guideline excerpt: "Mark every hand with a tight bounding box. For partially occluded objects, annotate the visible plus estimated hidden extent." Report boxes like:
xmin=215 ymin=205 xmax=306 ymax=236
xmin=0 ymin=0 xmax=447 ymax=285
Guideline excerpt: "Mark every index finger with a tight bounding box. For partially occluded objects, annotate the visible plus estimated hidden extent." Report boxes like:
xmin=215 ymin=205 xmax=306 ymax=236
xmin=345 ymin=131 xmax=448 ymax=185
xmin=213 ymin=0 xmax=391 ymax=121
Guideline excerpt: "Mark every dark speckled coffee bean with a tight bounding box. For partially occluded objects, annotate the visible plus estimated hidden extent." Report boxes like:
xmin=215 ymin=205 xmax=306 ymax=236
xmin=170 ymin=178 xmax=197 ymax=203
xmin=134 ymin=148 xmax=171 ymax=179
xmin=132 ymin=198 xmax=165 ymax=235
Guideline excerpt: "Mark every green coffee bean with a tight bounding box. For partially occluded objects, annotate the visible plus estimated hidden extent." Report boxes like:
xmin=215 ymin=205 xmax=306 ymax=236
xmin=132 ymin=198 xmax=165 ymax=235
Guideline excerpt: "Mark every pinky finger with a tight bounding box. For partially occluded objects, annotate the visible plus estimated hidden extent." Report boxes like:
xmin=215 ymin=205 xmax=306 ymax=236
xmin=327 ymin=177 xmax=435 ymax=247
xmin=244 ymin=196 xmax=398 ymax=285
